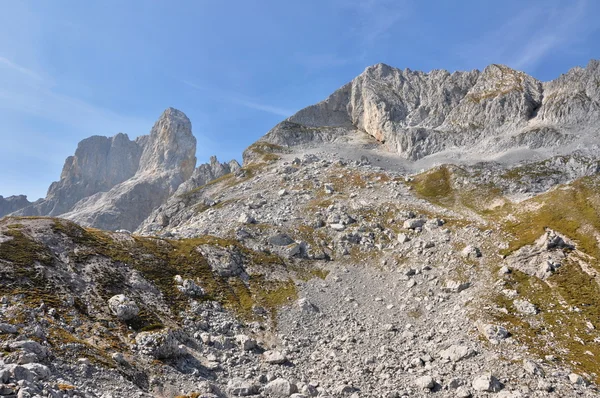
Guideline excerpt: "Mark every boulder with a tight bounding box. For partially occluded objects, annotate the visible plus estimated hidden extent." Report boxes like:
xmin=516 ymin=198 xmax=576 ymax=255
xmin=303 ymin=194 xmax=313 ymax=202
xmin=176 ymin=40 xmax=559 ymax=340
xmin=135 ymin=329 xmax=181 ymax=359
xmin=264 ymin=378 xmax=297 ymax=397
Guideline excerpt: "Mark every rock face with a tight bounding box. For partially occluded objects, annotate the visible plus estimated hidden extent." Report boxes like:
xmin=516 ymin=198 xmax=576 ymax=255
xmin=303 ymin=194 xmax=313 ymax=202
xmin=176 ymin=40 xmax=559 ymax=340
xmin=9 ymin=108 xmax=224 ymax=231
xmin=252 ymin=60 xmax=600 ymax=162
xmin=0 ymin=195 xmax=31 ymax=218
xmin=15 ymin=133 xmax=143 ymax=217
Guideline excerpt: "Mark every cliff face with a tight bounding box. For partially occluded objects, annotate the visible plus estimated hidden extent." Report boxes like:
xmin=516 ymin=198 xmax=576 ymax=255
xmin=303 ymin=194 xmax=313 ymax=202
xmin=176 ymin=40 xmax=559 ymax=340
xmin=13 ymin=108 xmax=196 ymax=231
xmin=256 ymin=60 xmax=600 ymax=161
xmin=0 ymin=195 xmax=31 ymax=218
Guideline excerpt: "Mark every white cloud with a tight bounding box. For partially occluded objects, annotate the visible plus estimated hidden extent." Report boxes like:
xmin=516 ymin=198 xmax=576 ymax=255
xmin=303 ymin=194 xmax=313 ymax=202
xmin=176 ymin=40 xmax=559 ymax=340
xmin=182 ymin=80 xmax=294 ymax=117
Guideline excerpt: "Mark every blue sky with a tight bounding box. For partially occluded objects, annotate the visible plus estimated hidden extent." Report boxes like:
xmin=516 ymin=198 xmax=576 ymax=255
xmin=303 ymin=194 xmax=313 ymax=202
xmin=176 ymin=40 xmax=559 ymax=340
xmin=1 ymin=0 xmax=599 ymax=200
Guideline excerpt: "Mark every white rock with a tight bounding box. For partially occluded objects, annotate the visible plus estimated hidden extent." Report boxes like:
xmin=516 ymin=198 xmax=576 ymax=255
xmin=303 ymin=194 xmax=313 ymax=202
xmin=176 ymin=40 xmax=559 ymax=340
xmin=461 ymin=245 xmax=481 ymax=258
xmin=238 ymin=213 xmax=256 ymax=224
xmin=523 ymin=359 xmax=544 ymax=376
xmin=568 ymin=373 xmax=587 ymax=385
xmin=264 ymin=378 xmax=297 ymax=397
xmin=297 ymin=298 xmax=318 ymax=312
xmin=403 ymin=218 xmax=426 ymax=230
xmin=397 ymin=233 xmax=410 ymax=243
xmin=514 ymin=299 xmax=538 ymax=315
xmin=477 ymin=322 xmax=509 ymax=344
xmin=443 ymin=280 xmax=471 ymax=293
xmin=264 ymin=350 xmax=287 ymax=364
xmin=439 ymin=345 xmax=475 ymax=362
xmin=472 ymin=373 xmax=502 ymax=392
xmin=414 ymin=375 xmax=435 ymax=389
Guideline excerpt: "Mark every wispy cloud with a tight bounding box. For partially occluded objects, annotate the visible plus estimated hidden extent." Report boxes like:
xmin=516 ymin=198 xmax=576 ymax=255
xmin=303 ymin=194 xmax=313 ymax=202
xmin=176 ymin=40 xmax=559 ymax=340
xmin=461 ymin=0 xmax=594 ymax=71
xmin=182 ymin=80 xmax=294 ymax=117
xmin=0 ymin=56 xmax=43 ymax=82
xmin=341 ymin=0 xmax=410 ymax=46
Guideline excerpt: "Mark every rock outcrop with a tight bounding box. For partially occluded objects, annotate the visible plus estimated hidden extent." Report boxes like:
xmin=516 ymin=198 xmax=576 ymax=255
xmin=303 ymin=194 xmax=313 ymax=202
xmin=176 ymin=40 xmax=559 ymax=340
xmin=0 ymin=195 xmax=30 ymax=218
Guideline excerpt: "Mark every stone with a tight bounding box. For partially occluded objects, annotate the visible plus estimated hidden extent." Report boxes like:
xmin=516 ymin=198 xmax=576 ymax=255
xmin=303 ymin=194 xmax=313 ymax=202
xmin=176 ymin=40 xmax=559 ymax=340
xmin=297 ymin=298 xmax=318 ymax=312
xmin=264 ymin=350 xmax=287 ymax=364
xmin=403 ymin=219 xmax=426 ymax=230
xmin=135 ymin=329 xmax=181 ymax=359
xmin=199 ymin=244 xmax=246 ymax=277
xmin=238 ymin=213 xmax=256 ymax=224
xmin=455 ymin=386 xmax=472 ymax=398
xmin=235 ymin=335 xmax=257 ymax=351
xmin=472 ymin=373 xmax=503 ymax=392
xmin=568 ymin=373 xmax=587 ymax=385
xmin=0 ymin=323 xmax=17 ymax=334
xmin=176 ymin=278 xmax=205 ymax=297
xmin=461 ymin=245 xmax=481 ymax=258
xmin=397 ymin=233 xmax=410 ymax=243
xmin=513 ymin=299 xmax=538 ymax=315
xmin=477 ymin=323 xmax=509 ymax=344
xmin=264 ymin=378 xmax=297 ymax=397
xmin=414 ymin=375 xmax=435 ymax=389
xmin=269 ymin=233 xmax=295 ymax=246
xmin=443 ymin=280 xmax=471 ymax=293
xmin=439 ymin=345 xmax=475 ymax=362
xmin=228 ymin=378 xmax=258 ymax=396
xmin=523 ymin=359 xmax=544 ymax=377
xmin=108 ymin=294 xmax=139 ymax=321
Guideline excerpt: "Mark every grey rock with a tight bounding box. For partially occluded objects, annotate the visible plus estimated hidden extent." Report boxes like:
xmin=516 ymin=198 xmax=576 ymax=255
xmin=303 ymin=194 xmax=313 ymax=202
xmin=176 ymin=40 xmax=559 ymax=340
xmin=0 ymin=323 xmax=17 ymax=334
xmin=199 ymin=244 xmax=246 ymax=277
xmin=228 ymin=378 xmax=258 ymax=396
xmin=108 ymin=294 xmax=139 ymax=321
xmin=523 ymin=359 xmax=545 ymax=377
xmin=135 ymin=329 xmax=181 ymax=359
xmin=0 ymin=195 xmax=31 ymax=218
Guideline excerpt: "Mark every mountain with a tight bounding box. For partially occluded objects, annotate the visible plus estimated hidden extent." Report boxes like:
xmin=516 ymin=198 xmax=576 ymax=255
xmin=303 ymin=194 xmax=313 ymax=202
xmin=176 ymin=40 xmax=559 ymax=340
xmin=3 ymin=61 xmax=600 ymax=397
xmin=0 ymin=195 xmax=31 ymax=218
xmin=257 ymin=60 xmax=600 ymax=164
xmin=12 ymin=108 xmax=238 ymax=232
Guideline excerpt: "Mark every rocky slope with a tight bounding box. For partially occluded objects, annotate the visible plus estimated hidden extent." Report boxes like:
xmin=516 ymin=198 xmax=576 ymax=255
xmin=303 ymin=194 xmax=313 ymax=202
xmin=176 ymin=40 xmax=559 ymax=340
xmin=3 ymin=60 xmax=600 ymax=397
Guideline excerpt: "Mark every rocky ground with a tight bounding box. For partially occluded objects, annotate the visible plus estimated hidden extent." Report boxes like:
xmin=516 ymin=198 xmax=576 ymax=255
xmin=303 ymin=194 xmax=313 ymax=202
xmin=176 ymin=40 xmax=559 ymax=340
xmin=2 ymin=143 xmax=600 ymax=397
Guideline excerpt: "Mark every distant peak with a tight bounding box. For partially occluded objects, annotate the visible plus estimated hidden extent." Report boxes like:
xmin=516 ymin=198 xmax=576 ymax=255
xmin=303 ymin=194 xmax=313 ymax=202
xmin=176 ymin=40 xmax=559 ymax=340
xmin=159 ymin=107 xmax=191 ymax=123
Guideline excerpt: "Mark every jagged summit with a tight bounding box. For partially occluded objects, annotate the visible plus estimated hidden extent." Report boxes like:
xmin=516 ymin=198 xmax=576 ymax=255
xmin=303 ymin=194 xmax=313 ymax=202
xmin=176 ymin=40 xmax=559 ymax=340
xmin=258 ymin=59 xmax=600 ymax=163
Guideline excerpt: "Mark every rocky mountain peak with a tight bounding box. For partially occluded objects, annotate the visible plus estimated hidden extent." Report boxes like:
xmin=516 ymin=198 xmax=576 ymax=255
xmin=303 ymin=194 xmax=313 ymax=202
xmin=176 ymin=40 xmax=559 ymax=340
xmin=139 ymin=107 xmax=196 ymax=177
